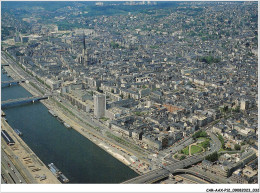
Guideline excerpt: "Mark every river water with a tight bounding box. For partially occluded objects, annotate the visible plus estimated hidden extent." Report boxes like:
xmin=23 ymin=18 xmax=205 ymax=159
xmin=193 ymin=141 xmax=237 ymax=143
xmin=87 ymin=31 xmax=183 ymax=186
xmin=1 ymin=72 xmax=138 ymax=183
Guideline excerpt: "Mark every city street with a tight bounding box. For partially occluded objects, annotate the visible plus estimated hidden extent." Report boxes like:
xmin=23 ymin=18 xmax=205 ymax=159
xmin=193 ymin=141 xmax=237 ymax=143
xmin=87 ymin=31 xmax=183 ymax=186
xmin=1 ymin=149 xmax=26 ymax=184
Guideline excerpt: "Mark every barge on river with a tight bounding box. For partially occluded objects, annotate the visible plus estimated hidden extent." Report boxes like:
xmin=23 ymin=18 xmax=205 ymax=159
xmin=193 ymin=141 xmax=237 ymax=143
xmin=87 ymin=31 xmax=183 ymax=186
xmin=48 ymin=163 xmax=69 ymax=183
xmin=14 ymin=129 xmax=23 ymax=136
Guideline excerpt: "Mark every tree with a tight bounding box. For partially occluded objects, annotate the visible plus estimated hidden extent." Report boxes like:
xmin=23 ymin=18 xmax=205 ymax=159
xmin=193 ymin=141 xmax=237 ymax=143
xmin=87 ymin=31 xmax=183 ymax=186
xmin=199 ymin=55 xmax=220 ymax=64
xmin=233 ymin=106 xmax=240 ymax=113
xmin=192 ymin=130 xmax=208 ymax=139
xmin=192 ymin=130 xmax=201 ymax=139
xmin=223 ymin=106 xmax=229 ymax=112
xmin=234 ymin=144 xmax=241 ymax=151
xmin=217 ymin=133 xmax=225 ymax=149
xmin=200 ymin=140 xmax=210 ymax=148
xmin=135 ymin=111 xmax=142 ymax=116
xmin=110 ymin=41 xmax=119 ymax=49
xmin=180 ymin=155 xmax=186 ymax=160
xmin=200 ymin=131 xmax=208 ymax=137
xmin=205 ymin=151 xmax=218 ymax=162
xmin=225 ymin=147 xmax=232 ymax=151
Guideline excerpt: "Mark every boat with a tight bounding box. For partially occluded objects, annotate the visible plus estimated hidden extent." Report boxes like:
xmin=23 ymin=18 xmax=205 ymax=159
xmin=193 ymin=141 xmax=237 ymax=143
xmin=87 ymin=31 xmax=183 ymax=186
xmin=14 ymin=129 xmax=23 ymax=136
xmin=48 ymin=163 xmax=61 ymax=176
xmin=57 ymin=117 xmax=63 ymax=123
xmin=48 ymin=110 xmax=57 ymax=117
xmin=59 ymin=173 xmax=69 ymax=183
xmin=64 ymin=122 xmax=71 ymax=128
xmin=48 ymin=163 xmax=69 ymax=183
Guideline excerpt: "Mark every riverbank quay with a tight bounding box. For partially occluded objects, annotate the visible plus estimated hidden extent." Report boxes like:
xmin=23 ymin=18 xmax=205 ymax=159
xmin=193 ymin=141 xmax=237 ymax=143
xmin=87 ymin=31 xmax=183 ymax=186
xmin=1 ymin=118 xmax=61 ymax=184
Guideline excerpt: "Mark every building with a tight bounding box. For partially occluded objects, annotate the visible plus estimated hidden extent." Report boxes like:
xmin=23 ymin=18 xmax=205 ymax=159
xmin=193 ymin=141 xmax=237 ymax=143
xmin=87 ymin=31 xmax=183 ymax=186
xmin=63 ymin=92 xmax=92 ymax=113
xmin=240 ymin=100 xmax=249 ymax=110
xmin=142 ymin=134 xmax=162 ymax=150
xmin=45 ymin=79 xmax=61 ymax=90
xmin=94 ymin=94 xmax=106 ymax=118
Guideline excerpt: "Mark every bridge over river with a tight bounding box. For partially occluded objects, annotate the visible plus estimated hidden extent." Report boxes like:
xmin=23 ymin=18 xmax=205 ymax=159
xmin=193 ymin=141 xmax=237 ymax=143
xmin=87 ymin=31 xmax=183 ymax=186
xmin=1 ymin=79 xmax=28 ymax=88
xmin=1 ymin=95 xmax=51 ymax=108
xmin=122 ymin=132 xmax=222 ymax=184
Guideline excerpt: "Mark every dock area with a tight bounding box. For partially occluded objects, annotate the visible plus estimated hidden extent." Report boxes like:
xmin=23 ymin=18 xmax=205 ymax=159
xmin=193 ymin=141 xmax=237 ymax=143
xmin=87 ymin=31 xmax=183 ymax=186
xmin=1 ymin=118 xmax=61 ymax=184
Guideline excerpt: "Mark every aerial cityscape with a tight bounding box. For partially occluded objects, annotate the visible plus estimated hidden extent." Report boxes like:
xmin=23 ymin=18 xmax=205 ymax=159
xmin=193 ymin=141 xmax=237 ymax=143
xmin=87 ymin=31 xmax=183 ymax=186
xmin=1 ymin=0 xmax=258 ymax=188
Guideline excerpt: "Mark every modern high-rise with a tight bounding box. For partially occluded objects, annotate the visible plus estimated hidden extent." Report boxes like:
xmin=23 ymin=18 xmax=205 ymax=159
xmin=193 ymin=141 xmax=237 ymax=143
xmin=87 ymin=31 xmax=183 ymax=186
xmin=94 ymin=94 xmax=106 ymax=118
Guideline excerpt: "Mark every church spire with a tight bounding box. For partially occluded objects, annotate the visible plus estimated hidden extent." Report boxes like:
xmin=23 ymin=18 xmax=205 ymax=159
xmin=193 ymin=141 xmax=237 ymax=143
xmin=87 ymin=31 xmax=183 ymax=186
xmin=83 ymin=32 xmax=86 ymax=51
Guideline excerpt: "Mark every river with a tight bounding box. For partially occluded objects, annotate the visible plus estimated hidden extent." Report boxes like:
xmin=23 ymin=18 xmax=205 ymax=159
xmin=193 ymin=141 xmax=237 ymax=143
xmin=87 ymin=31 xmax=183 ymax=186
xmin=1 ymin=72 xmax=138 ymax=183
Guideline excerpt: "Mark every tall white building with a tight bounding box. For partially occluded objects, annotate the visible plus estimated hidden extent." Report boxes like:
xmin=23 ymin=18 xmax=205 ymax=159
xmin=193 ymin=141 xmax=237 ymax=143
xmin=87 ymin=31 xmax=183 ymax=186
xmin=240 ymin=99 xmax=249 ymax=110
xmin=94 ymin=94 xmax=106 ymax=118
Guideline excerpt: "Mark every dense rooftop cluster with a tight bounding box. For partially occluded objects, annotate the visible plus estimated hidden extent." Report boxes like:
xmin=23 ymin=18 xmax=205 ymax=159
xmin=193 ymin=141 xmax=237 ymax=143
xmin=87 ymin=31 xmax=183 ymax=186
xmin=1 ymin=1 xmax=258 ymax=183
